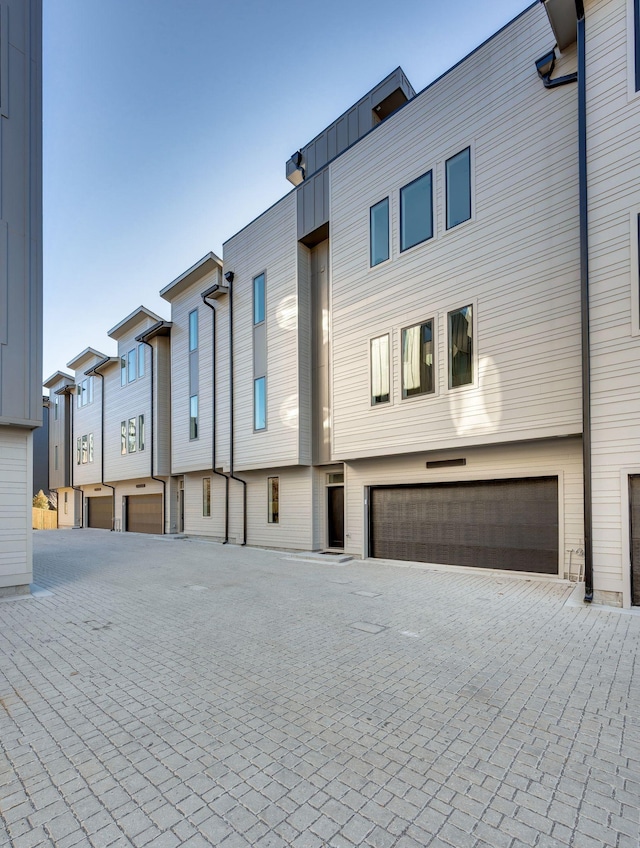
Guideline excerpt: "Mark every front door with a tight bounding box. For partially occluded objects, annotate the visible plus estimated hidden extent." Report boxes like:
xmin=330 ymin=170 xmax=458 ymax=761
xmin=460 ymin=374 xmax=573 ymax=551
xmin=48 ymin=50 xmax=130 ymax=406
xmin=327 ymin=486 xmax=344 ymax=548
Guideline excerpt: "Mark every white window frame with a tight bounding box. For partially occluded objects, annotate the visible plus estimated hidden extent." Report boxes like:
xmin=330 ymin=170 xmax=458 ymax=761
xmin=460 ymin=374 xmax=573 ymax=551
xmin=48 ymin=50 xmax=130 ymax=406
xmin=203 ymin=477 xmax=211 ymax=518
xmin=446 ymin=301 xmax=477 ymax=392
xmin=370 ymin=333 xmax=391 ymax=407
xmin=400 ymin=318 xmax=436 ymax=402
xmin=267 ymin=476 xmax=279 ymax=524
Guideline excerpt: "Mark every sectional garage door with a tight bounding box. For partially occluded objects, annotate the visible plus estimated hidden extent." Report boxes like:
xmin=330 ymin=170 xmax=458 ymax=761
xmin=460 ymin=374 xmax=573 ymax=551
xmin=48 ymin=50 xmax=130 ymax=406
xmin=126 ymin=494 xmax=163 ymax=535
xmin=87 ymin=496 xmax=113 ymax=530
xmin=369 ymin=477 xmax=558 ymax=574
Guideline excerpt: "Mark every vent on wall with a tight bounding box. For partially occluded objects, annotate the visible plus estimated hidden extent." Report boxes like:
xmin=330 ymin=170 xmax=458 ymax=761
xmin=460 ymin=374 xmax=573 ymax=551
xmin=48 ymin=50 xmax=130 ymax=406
xmin=426 ymin=458 xmax=466 ymax=469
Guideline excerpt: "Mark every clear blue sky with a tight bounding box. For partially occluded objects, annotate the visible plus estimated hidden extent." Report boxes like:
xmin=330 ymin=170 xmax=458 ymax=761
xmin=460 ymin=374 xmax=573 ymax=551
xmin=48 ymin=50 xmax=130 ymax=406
xmin=43 ymin=0 xmax=531 ymax=381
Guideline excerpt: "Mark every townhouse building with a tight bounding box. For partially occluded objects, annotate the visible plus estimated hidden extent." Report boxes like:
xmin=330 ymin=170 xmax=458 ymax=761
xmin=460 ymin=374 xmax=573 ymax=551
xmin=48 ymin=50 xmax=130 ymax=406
xmin=43 ymin=0 xmax=640 ymax=609
xmin=0 ymin=0 xmax=42 ymax=594
xmin=43 ymin=371 xmax=78 ymax=528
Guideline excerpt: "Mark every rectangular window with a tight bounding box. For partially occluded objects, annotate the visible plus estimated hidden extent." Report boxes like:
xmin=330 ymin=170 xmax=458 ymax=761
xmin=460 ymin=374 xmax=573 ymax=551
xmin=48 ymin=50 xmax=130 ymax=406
xmin=370 ymin=197 xmax=389 ymax=266
xmin=127 ymin=349 xmax=136 ymax=383
xmin=121 ymin=421 xmax=127 ymax=455
xmin=121 ymin=356 xmax=127 ymax=387
xmin=138 ymin=344 xmax=145 ymax=378
xmin=254 ymin=377 xmax=266 ymax=430
xmin=128 ymin=418 xmax=137 ymax=453
xmin=190 ymin=395 xmax=198 ymax=440
xmin=54 ymin=397 xmax=58 ymax=420
xmin=448 ymin=305 xmax=473 ymax=388
xmin=203 ymin=477 xmax=211 ymax=517
xmin=371 ymin=334 xmax=390 ymax=405
xmin=81 ymin=435 xmax=88 ymax=464
xmin=189 ymin=309 xmax=198 ymax=351
xmin=88 ymin=376 xmax=94 ymax=405
xmin=77 ymin=384 xmax=82 ymax=408
xmin=76 ymin=437 xmax=81 ymax=465
xmin=138 ymin=415 xmax=145 ymax=451
xmin=402 ymin=321 xmax=434 ymax=398
xmin=446 ymin=147 xmax=471 ymax=229
xmin=88 ymin=433 xmax=94 ymax=463
xmin=253 ymin=273 xmax=265 ymax=325
xmin=268 ymin=477 xmax=279 ymax=524
xmin=54 ymin=444 xmax=58 ymax=471
xmin=64 ymin=492 xmax=68 ymax=514
xmin=400 ymin=172 xmax=433 ymax=252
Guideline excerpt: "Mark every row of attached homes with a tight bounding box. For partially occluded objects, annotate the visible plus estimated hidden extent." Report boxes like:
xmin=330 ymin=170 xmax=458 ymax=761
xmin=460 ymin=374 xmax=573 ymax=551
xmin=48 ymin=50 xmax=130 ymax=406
xmin=42 ymin=0 xmax=640 ymax=609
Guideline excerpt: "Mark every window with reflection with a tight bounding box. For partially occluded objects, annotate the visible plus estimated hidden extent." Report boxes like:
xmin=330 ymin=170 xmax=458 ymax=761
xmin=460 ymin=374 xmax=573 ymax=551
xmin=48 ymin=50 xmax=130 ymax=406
xmin=446 ymin=147 xmax=471 ymax=229
xmin=400 ymin=172 xmax=433 ymax=251
xmin=371 ymin=334 xmax=390 ymax=405
xmin=370 ymin=198 xmax=389 ymax=266
xmin=448 ymin=305 xmax=473 ymax=388
xmin=402 ymin=320 xmax=434 ymax=398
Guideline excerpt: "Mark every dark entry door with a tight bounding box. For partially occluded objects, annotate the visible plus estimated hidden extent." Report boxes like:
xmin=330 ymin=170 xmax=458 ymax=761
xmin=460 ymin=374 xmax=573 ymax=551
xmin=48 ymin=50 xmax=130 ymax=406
xmin=370 ymin=477 xmax=558 ymax=574
xmin=328 ymin=486 xmax=344 ymax=548
xmin=631 ymin=476 xmax=640 ymax=605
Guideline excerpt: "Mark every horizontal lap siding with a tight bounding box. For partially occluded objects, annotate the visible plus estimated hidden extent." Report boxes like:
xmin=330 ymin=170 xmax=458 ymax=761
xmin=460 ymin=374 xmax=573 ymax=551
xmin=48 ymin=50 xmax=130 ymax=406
xmin=223 ymin=194 xmax=301 ymax=471
xmin=155 ymin=337 xmax=171 ymax=476
xmin=183 ymin=472 xmax=226 ymax=540
xmin=243 ymin=467 xmax=313 ymax=550
xmin=169 ymin=274 xmax=226 ymax=475
xmin=104 ymin=320 xmax=156 ymax=483
xmin=48 ymin=382 xmax=70 ymax=490
xmin=72 ymin=356 xmax=104 ymax=487
xmin=586 ymin=0 xmax=640 ymax=599
xmin=0 ymin=428 xmax=32 ymax=586
xmin=329 ymin=4 xmax=581 ymax=461
xmin=344 ymin=437 xmax=584 ymax=578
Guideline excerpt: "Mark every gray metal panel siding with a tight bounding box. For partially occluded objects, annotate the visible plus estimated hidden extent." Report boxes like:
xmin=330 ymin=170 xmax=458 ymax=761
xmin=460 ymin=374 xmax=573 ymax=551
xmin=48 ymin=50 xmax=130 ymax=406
xmin=253 ymin=323 xmax=266 ymax=377
xmin=297 ymin=167 xmax=329 ymax=241
xmin=0 ymin=0 xmax=42 ymax=428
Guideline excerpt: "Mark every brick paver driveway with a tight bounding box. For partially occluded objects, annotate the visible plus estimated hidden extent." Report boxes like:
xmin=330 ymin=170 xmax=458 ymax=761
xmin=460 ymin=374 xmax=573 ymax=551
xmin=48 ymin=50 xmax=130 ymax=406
xmin=1 ymin=531 xmax=639 ymax=848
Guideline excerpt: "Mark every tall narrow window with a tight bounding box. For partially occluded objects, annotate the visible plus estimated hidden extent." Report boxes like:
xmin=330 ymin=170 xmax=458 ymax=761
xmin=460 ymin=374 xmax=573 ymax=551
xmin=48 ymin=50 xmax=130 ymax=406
xmin=138 ymin=415 xmax=145 ymax=451
xmin=371 ymin=334 xmax=390 ymax=405
xmin=138 ymin=344 xmax=145 ymax=377
xmin=76 ymin=437 xmax=81 ymax=465
xmin=448 ymin=305 xmax=473 ymax=388
xmin=189 ymin=310 xmax=198 ymax=351
xmin=402 ymin=321 xmax=434 ymax=398
xmin=81 ymin=435 xmax=88 ymax=464
xmin=128 ymin=349 xmax=136 ymax=383
xmin=88 ymin=376 xmax=94 ymax=404
xmin=54 ymin=397 xmax=58 ymax=420
xmin=268 ymin=477 xmax=279 ymax=524
xmin=77 ymin=384 xmax=82 ymax=408
xmin=254 ymin=377 xmax=266 ymax=430
xmin=120 ymin=356 xmax=127 ymax=387
xmin=203 ymin=477 xmax=211 ymax=517
xmin=54 ymin=445 xmax=58 ymax=471
xmin=121 ymin=421 xmax=127 ymax=455
xmin=190 ymin=395 xmax=198 ymax=440
xmin=446 ymin=147 xmax=471 ymax=229
xmin=370 ymin=198 xmax=389 ymax=266
xmin=400 ymin=172 xmax=433 ymax=251
xmin=64 ymin=492 xmax=68 ymax=514
xmin=253 ymin=273 xmax=265 ymax=324
xmin=88 ymin=433 xmax=94 ymax=463
xmin=128 ymin=418 xmax=137 ymax=453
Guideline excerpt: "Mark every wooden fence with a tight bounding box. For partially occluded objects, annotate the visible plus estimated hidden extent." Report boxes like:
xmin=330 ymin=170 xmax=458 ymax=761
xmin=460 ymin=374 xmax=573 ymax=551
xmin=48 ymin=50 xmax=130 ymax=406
xmin=32 ymin=508 xmax=58 ymax=530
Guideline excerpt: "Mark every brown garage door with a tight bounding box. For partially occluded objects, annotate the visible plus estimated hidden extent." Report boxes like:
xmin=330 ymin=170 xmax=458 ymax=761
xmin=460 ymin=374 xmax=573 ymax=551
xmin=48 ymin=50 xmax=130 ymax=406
xmin=87 ymin=496 xmax=113 ymax=530
xmin=369 ymin=477 xmax=558 ymax=574
xmin=630 ymin=476 xmax=640 ymax=605
xmin=126 ymin=494 xmax=163 ymax=535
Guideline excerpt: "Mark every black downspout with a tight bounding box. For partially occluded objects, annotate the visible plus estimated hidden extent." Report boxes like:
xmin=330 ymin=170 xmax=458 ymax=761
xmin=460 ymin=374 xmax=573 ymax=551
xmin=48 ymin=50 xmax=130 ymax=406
xmin=201 ymin=293 xmax=230 ymax=543
xmin=228 ymin=278 xmax=247 ymax=545
xmin=577 ymin=4 xmax=593 ymax=603
xmin=68 ymin=388 xmax=84 ymax=528
xmin=139 ymin=337 xmax=167 ymax=533
xmin=86 ymin=365 xmax=116 ymax=530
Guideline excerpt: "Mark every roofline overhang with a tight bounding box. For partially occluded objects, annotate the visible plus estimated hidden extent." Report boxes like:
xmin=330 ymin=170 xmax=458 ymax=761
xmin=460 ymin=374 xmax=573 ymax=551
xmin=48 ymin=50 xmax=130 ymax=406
xmin=66 ymin=346 xmax=108 ymax=371
xmin=43 ymin=370 xmax=74 ymax=389
xmin=85 ymin=356 xmax=119 ymax=376
xmin=540 ymin=0 xmax=579 ymax=50
xmin=160 ymin=252 xmax=223 ymax=302
xmin=107 ymin=306 xmax=165 ymax=340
